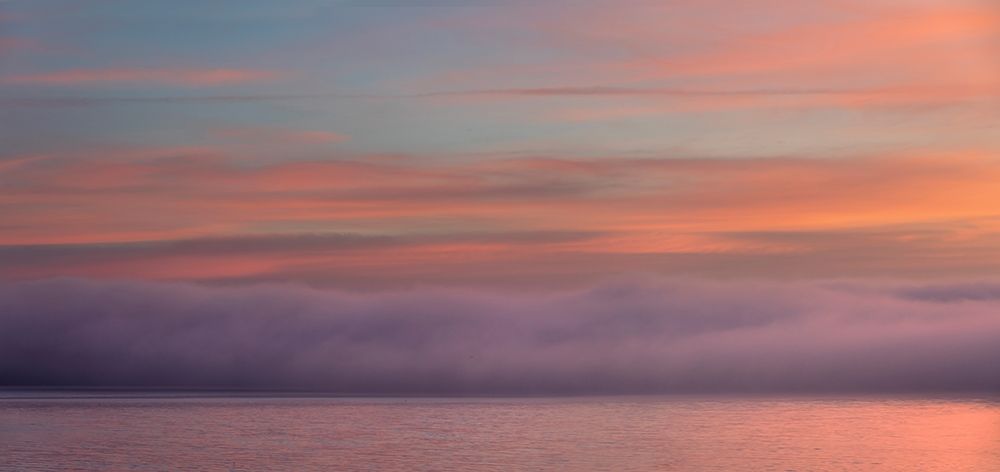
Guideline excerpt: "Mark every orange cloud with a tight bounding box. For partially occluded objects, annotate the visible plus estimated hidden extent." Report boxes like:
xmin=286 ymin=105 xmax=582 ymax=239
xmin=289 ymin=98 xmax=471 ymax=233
xmin=643 ymin=7 xmax=998 ymax=80
xmin=3 ymin=148 xmax=1000 ymax=249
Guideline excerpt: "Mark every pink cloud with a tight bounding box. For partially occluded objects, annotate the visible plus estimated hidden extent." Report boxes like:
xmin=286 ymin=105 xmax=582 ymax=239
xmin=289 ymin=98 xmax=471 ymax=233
xmin=0 ymin=38 xmax=39 ymax=54
xmin=0 ymin=155 xmax=45 ymax=174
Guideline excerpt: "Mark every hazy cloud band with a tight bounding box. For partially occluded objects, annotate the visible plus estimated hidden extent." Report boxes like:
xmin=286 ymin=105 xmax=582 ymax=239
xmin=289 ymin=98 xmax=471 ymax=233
xmin=1 ymin=277 xmax=998 ymax=394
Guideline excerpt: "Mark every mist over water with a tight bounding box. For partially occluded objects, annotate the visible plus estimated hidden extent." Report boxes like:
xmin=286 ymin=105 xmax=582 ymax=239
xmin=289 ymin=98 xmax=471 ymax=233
xmin=2 ymin=277 xmax=999 ymax=394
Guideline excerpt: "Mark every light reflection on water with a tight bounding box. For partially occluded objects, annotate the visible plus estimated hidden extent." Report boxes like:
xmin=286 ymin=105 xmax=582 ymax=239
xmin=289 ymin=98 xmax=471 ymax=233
xmin=1 ymin=394 xmax=998 ymax=471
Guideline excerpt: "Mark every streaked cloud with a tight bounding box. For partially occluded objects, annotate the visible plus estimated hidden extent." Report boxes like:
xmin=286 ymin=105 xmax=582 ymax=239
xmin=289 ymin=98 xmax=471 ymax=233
xmin=2 ymin=147 xmax=999 ymax=284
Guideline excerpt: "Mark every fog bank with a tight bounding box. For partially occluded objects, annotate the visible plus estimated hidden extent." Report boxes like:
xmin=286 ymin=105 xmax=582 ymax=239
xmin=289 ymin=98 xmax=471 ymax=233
xmin=1 ymin=277 xmax=998 ymax=394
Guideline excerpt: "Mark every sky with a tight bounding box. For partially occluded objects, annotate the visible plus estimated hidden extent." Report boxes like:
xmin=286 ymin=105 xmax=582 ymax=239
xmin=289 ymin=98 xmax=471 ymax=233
xmin=1 ymin=0 xmax=999 ymax=392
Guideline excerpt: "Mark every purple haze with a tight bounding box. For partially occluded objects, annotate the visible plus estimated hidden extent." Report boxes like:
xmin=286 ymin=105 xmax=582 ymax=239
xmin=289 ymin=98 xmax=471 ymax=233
xmin=1 ymin=277 xmax=998 ymax=394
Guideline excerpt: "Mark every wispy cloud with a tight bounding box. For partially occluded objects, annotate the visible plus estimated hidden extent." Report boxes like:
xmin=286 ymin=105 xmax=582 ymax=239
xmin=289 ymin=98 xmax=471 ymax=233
xmin=419 ymin=86 xmax=865 ymax=97
xmin=0 ymin=37 xmax=42 ymax=53
xmin=2 ymin=68 xmax=281 ymax=86
xmin=414 ymin=0 xmax=1000 ymax=116
xmin=210 ymin=127 xmax=348 ymax=145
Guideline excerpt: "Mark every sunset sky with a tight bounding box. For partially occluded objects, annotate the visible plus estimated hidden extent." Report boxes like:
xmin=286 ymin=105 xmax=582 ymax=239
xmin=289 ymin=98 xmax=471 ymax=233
xmin=1 ymin=1 xmax=999 ymax=392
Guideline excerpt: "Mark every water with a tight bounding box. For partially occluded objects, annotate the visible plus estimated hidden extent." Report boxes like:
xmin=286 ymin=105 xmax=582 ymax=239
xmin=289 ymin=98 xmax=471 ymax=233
xmin=1 ymin=394 xmax=998 ymax=471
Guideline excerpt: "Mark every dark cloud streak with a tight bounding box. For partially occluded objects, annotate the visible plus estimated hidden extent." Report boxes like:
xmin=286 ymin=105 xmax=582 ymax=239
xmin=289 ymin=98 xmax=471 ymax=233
xmin=0 ymin=230 xmax=603 ymax=267
xmin=0 ymin=87 xmax=876 ymax=108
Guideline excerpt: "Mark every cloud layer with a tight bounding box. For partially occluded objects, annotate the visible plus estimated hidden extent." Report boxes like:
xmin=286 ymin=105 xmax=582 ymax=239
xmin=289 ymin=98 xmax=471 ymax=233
xmin=3 ymin=150 xmax=1000 ymax=285
xmin=2 ymin=277 xmax=998 ymax=394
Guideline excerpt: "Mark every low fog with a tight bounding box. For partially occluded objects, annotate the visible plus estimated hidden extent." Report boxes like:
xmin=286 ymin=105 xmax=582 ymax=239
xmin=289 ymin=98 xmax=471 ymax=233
xmin=1 ymin=277 xmax=998 ymax=394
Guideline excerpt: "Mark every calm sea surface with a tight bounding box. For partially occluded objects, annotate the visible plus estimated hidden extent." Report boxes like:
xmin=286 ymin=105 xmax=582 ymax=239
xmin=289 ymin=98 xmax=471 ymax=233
xmin=1 ymin=393 xmax=998 ymax=471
